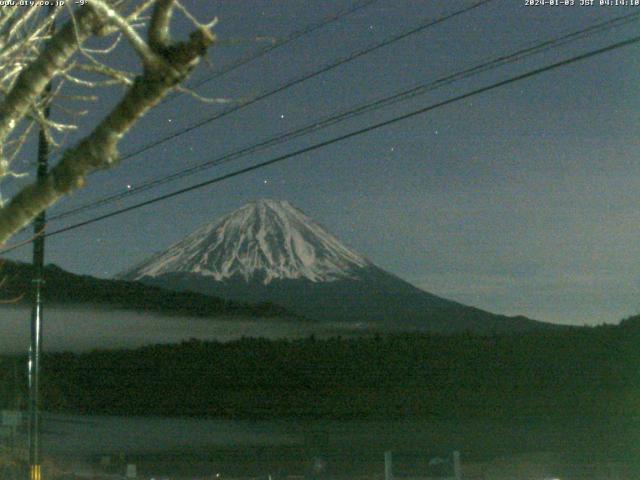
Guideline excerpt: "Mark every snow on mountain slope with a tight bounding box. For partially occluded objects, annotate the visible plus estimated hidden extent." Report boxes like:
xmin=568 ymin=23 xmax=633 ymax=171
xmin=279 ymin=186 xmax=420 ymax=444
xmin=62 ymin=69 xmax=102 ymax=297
xmin=120 ymin=199 xmax=552 ymax=332
xmin=122 ymin=200 xmax=370 ymax=284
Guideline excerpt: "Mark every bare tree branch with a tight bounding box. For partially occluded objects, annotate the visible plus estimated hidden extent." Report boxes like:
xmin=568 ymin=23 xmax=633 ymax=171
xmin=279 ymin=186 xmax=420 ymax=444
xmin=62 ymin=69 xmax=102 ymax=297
xmin=0 ymin=3 xmax=216 ymax=245
xmin=149 ymin=0 xmax=175 ymax=51
xmin=90 ymin=0 xmax=165 ymax=68
xmin=0 ymin=6 xmax=98 ymax=144
xmin=0 ymin=9 xmax=97 ymax=142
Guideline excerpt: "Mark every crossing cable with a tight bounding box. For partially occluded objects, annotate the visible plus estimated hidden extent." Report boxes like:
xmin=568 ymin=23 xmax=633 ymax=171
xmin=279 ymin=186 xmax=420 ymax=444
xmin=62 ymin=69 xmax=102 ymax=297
xmin=71 ymin=0 xmax=497 ymax=165
xmin=56 ymin=1 xmax=379 ymax=96
xmin=2 ymin=33 xmax=638 ymax=254
xmin=48 ymin=10 xmax=640 ymax=222
xmin=167 ymin=0 xmax=380 ymax=101
xmin=38 ymin=1 xmax=381 ymax=168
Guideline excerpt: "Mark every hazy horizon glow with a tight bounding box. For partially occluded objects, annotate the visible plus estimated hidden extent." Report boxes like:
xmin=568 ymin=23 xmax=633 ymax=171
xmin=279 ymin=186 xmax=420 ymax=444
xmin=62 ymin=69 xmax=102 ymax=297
xmin=0 ymin=306 xmax=378 ymax=354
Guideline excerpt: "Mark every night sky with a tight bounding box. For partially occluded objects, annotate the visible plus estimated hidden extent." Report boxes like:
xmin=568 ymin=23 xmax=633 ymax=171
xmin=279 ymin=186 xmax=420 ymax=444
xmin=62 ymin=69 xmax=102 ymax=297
xmin=3 ymin=0 xmax=640 ymax=326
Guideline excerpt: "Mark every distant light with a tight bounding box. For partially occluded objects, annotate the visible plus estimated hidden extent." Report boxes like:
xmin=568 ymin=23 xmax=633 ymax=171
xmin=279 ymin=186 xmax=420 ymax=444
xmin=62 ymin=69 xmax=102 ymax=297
xmin=126 ymin=184 xmax=132 ymax=189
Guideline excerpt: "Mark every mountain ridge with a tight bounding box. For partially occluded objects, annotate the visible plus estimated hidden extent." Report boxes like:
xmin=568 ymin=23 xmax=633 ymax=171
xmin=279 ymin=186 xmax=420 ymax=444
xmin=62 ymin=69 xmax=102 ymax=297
xmin=121 ymin=199 xmax=556 ymax=334
xmin=0 ymin=259 xmax=293 ymax=320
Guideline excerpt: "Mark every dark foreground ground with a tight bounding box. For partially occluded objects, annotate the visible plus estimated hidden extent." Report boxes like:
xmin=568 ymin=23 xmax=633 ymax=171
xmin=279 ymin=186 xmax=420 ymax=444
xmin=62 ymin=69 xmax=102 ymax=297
xmin=2 ymin=413 xmax=638 ymax=479
xmin=1 ymin=320 xmax=638 ymax=478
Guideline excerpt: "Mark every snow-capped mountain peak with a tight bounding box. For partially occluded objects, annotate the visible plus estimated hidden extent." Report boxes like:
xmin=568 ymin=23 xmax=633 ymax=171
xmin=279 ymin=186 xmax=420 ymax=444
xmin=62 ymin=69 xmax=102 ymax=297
xmin=122 ymin=199 xmax=370 ymax=284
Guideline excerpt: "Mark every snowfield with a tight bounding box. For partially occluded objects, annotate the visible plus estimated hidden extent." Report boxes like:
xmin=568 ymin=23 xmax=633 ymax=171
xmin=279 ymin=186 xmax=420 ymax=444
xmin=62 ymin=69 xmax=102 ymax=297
xmin=121 ymin=199 xmax=370 ymax=284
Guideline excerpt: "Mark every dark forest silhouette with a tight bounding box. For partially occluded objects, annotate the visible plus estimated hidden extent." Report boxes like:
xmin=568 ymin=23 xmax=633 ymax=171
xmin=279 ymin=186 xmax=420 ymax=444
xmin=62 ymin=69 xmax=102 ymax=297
xmin=1 ymin=318 xmax=637 ymax=421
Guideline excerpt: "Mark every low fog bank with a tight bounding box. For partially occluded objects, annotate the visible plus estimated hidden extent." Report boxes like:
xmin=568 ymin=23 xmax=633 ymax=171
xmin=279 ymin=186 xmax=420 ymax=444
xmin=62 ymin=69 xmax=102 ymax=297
xmin=0 ymin=305 xmax=370 ymax=354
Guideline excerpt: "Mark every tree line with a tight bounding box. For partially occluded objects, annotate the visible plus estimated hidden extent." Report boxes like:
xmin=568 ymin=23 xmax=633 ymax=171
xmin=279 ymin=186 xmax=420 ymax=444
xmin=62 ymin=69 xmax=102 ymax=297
xmin=1 ymin=318 xmax=638 ymax=421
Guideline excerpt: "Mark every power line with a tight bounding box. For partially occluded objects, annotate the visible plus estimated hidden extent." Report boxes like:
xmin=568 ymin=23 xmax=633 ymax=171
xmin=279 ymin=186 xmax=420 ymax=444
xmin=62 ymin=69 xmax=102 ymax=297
xmin=46 ymin=1 xmax=381 ymax=161
xmin=60 ymin=1 xmax=379 ymax=90
xmin=48 ymin=11 xmax=640 ymax=222
xmin=5 ymin=2 xmax=494 ymax=244
xmin=99 ymin=0 xmax=497 ymax=164
xmin=1 ymin=32 xmax=636 ymax=254
xmin=56 ymin=0 xmax=376 ymax=53
xmin=171 ymin=0 xmax=380 ymax=98
xmin=47 ymin=0 xmax=496 ymax=219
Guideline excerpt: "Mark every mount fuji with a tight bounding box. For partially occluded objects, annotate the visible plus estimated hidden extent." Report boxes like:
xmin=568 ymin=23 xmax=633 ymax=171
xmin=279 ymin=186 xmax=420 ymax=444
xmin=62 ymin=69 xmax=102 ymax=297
xmin=120 ymin=199 xmax=550 ymax=333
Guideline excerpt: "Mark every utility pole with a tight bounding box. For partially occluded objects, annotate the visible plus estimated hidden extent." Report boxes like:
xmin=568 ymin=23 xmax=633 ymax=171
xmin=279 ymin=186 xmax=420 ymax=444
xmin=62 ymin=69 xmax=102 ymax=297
xmin=27 ymin=89 xmax=49 ymax=480
xmin=28 ymin=8 xmax=55 ymax=480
